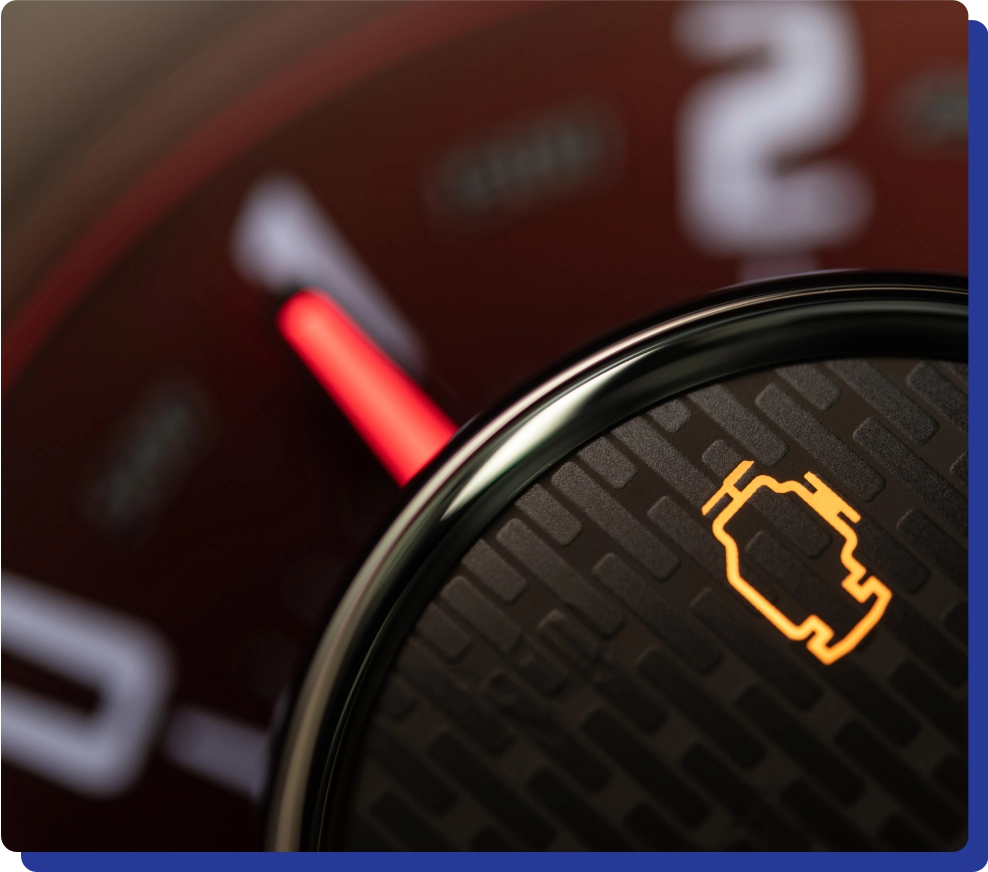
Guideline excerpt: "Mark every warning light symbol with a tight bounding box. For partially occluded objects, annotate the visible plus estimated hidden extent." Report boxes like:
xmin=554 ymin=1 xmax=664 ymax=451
xmin=702 ymin=461 xmax=891 ymax=665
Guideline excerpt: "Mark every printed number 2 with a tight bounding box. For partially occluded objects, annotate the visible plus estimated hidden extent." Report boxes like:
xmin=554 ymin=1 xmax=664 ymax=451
xmin=1 ymin=572 xmax=174 ymax=796
xmin=676 ymin=1 xmax=871 ymax=256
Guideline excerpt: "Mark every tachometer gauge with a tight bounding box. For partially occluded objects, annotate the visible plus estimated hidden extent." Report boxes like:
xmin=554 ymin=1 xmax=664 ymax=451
xmin=2 ymin=0 xmax=966 ymax=851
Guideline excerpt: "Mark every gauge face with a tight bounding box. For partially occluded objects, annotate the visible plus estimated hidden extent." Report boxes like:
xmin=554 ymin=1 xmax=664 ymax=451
xmin=336 ymin=357 xmax=968 ymax=852
xmin=1 ymin=1 xmax=967 ymax=851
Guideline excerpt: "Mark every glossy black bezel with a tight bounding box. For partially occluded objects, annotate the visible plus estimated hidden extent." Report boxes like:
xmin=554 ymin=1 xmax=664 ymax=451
xmin=265 ymin=271 xmax=967 ymax=850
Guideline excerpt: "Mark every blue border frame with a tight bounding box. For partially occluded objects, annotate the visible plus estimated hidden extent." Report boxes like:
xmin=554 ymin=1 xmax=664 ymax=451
xmin=16 ymin=16 xmax=986 ymax=872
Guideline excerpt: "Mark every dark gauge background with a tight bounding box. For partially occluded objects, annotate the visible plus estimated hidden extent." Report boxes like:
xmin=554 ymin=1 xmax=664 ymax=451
xmin=1 ymin=1 xmax=967 ymax=850
xmin=337 ymin=356 xmax=967 ymax=851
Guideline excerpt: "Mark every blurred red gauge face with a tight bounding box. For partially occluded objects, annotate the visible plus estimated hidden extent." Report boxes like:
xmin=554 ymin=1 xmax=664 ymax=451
xmin=1 ymin=1 xmax=965 ymax=849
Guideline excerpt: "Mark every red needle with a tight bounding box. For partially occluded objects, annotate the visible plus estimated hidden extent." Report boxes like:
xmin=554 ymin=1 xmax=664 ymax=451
xmin=277 ymin=290 xmax=457 ymax=485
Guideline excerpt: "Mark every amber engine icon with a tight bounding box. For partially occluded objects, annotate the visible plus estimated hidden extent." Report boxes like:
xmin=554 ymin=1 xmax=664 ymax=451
xmin=702 ymin=461 xmax=891 ymax=665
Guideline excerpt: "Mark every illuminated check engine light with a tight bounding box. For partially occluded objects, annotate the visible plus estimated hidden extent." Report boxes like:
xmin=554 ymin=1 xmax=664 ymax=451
xmin=278 ymin=291 xmax=457 ymax=486
xmin=703 ymin=460 xmax=892 ymax=665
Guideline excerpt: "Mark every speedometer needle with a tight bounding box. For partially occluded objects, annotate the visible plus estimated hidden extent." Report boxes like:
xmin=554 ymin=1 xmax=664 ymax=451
xmin=278 ymin=290 xmax=457 ymax=486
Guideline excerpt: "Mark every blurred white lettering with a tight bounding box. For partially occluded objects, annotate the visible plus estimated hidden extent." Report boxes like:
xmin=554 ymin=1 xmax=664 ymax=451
xmin=1 ymin=572 xmax=174 ymax=796
xmin=162 ymin=706 xmax=270 ymax=799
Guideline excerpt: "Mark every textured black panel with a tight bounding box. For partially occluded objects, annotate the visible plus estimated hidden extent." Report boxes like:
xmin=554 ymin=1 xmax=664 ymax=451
xmin=582 ymin=708 xmax=710 ymax=826
xmin=888 ymin=661 xmax=966 ymax=747
xmin=462 ymin=540 xmax=527 ymax=603
xmin=780 ymin=780 xmax=870 ymax=850
xmin=692 ymin=589 xmax=821 ymax=710
xmin=553 ymin=462 xmax=679 ymax=579
xmin=623 ymin=803 xmax=694 ymax=850
xmin=805 ymin=656 xmax=919 ymax=746
xmin=853 ymin=512 xmax=930 ymax=593
xmin=880 ymin=814 xmax=935 ymax=851
xmin=366 ymin=726 xmax=456 ymax=814
xmin=881 ymin=596 xmax=967 ymax=687
xmin=776 ymin=364 xmax=842 ymax=411
xmin=429 ymin=732 xmax=554 ymax=849
xmin=497 ymin=519 xmax=624 ymax=637
xmin=377 ymin=679 xmax=414 ymax=721
xmin=943 ymin=601 xmax=968 ymax=645
xmin=396 ymin=640 xmax=512 ymax=754
xmin=515 ymin=485 xmax=582 ymax=545
xmin=907 ymin=362 xmax=967 ymax=432
xmin=827 ymin=360 xmax=938 ymax=444
xmin=347 ymin=817 xmax=393 ymax=851
xmin=650 ymin=498 xmax=742 ymax=583
xmin=688 ymin=384 xmax=788 ymax=466
xmin=526 ymin=768 xmax=629 ymax=850
xmin=680 ymin=744 xmax=808 ymax=850
xmin=756 ymin=383 xmax=886 ymax=501
xmin=594 ymin=553 xmax=721 ymax=674
xmin=943 ymin=362 xmax=967 ymax=384
xmin=578 ymin=436 xmax=637 ymax=488
xmin=897 ymin=509 xmax=966 ymax=589
xmin=932 ymin=754 xmax=967 ymax=804
xmin=470 ymin=828 xmax=516 ymax=851
xmin=588 ymin=660 xmax=667 ymax=733
xmin=637 ymin=648 xmax=764 ymax=767
xmin=834 ymin=722 xmax=963 ymax=840
xmin=538 ymin=608 xmax=601 ymax=664
xmin=484 ymin=671 xmax=609 ymax=790
xmin=417 ymin=603 xmax=472 ymax=662
xmin=442 ymin=578 xmax=522 ymax=655
xmin=649 ymin=400 xmax=691 ymax=434
xmin=854 ymin=418 xmax=966 ymax=534
xmin=340 ymin=359 xmax=967 ymax=851
xmin=539 ymin=609 xmax=666 ymax=732
xmin=613 ymin=419 xmax=717 ymax=507
xmin=735 ymin=685 xmax=864 ymax=804
xmin=370 ymin=792 xmax=453 ymax=850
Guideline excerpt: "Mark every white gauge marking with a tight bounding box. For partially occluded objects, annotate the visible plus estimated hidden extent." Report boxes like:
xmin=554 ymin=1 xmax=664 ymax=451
xmin=428 ymin=106 xmax=622 ymax=223
xmin=1 ymin=572 xmax=175 ymax=796
xmin=162 ymin=706 xmax=269 ymax=799
xmin=230 ymin=173 xmax=426 ymax=378
xmin=83 ymin=377 xmax=213 ymax=536
xmin=676 ymin=1 xmax=871 ymax=258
